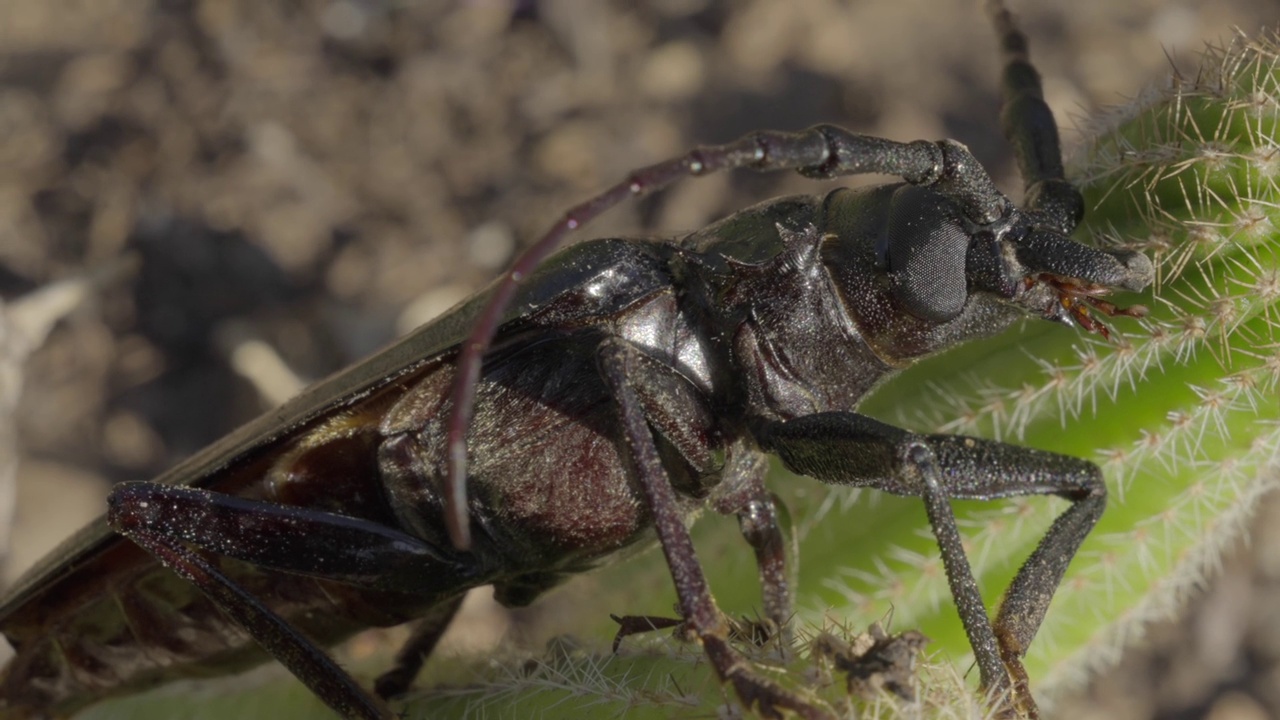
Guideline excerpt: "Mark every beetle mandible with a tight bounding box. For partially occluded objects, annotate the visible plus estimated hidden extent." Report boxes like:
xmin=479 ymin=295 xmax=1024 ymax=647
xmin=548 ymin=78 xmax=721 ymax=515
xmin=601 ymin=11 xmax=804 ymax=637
xmin=0 ymin=1 xmax=1154 ymax=719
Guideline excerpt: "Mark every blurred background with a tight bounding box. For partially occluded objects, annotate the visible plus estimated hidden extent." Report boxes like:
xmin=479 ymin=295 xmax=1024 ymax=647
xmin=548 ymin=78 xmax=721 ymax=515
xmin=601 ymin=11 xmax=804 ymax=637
xmin=1 ymin=0 xmax=1279 ymax=717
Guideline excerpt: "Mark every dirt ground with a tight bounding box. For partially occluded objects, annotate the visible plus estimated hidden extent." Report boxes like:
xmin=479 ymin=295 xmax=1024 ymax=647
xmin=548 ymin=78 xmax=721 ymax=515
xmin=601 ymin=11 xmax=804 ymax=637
xmin=2 ymin=0 xmax=1279 ymax=718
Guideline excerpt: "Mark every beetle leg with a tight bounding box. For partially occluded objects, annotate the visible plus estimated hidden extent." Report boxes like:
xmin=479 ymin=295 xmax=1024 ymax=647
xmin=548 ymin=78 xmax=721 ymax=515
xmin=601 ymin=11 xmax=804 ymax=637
xmin=599 ymin=355 xmax=794 ymax=650
xmin=108 ymin=483 xmax=487 ymax=719
xmin=108 ymin=520 xmax=395 ymax=720
xmin=608 ymin=614 xmax=684 ymax=652
xmin=596 ymin=338 xmax=832 ymax=720
xmin=758 ymin=411 xmax=1107 ymax=720
xmin=109 ymin=482 xmax=481 ymax=595
xmin=373 ymin=594 xmax=465 ymax=699
xmin=710 ymin=440 xmax=794 ymax=640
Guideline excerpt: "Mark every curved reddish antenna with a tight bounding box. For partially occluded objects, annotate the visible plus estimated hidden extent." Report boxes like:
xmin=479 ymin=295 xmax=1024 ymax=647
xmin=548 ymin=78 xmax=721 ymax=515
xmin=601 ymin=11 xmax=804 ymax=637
xmin=443 ymin=129 xmax=833 ymax=550
xmin=444 ymin=154 xmax=724 ymax=549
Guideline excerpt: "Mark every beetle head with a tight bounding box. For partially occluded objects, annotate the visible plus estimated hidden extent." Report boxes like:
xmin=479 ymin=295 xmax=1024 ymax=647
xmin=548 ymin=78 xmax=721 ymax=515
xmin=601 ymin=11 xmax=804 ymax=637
xmin=876 ymin=184 xmax=1152 ymax=333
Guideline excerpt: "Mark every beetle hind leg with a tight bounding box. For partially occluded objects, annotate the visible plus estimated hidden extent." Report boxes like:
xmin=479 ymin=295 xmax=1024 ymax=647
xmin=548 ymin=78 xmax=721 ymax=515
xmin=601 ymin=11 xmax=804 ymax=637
xmin=107 ymin=482 xmax=488 ymax=720
xmin=110 ymin=519 xmax=395 ymax=720
xmin=373 ymin=594 xmax=465 ymax=699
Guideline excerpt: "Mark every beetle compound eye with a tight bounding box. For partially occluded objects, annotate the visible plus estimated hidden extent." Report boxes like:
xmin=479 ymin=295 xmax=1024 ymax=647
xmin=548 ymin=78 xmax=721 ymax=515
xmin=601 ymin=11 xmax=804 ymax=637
xmin=883 ymin=186 xmax=969 ymax=323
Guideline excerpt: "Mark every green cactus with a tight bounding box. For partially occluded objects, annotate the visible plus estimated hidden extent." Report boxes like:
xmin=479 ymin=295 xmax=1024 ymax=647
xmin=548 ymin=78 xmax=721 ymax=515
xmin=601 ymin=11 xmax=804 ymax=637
xmin=817 ymin=28 xmax=1280 ymax=715
xmin=80 ymin=30 xmax=1280 ymax=720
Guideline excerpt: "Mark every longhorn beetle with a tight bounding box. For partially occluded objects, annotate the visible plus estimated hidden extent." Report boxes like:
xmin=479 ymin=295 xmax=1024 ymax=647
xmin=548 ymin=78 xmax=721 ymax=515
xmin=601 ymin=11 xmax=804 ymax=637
xmin=0 ymin=1 xmax=1151 ymax=719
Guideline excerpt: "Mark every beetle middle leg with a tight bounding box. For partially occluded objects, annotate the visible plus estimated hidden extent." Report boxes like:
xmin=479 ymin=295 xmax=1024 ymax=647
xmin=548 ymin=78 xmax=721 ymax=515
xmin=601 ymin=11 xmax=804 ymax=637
xmin=612 ymin=441 xmax=795 ymax=652
xmin=107 ymin=483 xmax=484 ymax=720
xmin=597 ymin=338 xmax=830 ymax=720
xmin=709 ymin=440 xmax=794 ymax=639
xmin=758 ymin=412 xmax=1106 ymax=718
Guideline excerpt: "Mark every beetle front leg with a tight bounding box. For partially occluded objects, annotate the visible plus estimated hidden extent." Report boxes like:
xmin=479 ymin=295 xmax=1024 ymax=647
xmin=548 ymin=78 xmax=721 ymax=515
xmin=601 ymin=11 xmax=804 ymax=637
xmin=597 ymin=339 xmax=830 ymax=720
xmin=758 ymin=411 xmax=1106 ymax=719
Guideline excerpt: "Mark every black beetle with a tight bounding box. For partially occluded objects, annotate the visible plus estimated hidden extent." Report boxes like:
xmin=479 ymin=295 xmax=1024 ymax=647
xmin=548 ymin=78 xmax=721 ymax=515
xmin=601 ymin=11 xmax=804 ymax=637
xmin=0 ymin=2 xmax=1152 ymax=719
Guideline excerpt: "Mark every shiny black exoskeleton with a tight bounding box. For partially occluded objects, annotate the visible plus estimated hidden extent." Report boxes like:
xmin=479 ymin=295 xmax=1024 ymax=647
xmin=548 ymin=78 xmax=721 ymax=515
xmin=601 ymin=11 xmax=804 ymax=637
xmin=0 ymin=2 xmax=1152 ymax=719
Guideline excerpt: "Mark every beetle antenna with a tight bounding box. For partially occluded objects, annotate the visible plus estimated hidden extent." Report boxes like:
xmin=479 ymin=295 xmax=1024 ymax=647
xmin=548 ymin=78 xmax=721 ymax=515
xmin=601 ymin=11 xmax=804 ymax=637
xmin=445 ymin=157 xmax=707 ymax=549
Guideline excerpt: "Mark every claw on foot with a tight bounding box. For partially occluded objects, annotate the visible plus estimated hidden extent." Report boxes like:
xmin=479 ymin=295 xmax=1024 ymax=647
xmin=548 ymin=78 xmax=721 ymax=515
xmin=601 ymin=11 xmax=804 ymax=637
xmin=609 ymin=614 xmax=684 ymax=652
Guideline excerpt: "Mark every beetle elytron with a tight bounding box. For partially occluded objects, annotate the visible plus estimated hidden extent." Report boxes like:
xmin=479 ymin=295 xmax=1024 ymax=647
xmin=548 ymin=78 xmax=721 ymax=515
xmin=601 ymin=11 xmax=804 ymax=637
xmin=0 ymin=1 xmax=1152 ymax=718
